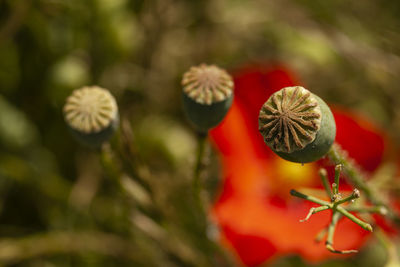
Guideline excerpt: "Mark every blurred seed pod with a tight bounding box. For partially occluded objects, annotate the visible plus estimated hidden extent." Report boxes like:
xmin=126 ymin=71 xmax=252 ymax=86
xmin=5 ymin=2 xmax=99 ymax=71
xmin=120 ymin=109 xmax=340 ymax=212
xmin=258 ymin=86 xmax=336 ymax=163
xmin=63 ymin=86 xmax=119 ymax=147
xmin=182 ymin=64 xmax=234 ymax=132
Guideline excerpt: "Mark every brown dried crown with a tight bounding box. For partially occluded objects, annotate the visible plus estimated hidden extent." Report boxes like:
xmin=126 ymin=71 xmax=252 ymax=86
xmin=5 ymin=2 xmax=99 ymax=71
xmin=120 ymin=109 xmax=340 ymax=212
xmin=259 ymin=86 xmax=322 ymax=153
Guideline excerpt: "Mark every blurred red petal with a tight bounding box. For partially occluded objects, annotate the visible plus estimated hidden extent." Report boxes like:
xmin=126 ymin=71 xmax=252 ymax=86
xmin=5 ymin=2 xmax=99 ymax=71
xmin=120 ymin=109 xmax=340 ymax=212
xmin=222 ymin=225 xmax=278 ymax=267
xmin=332 ymin=108 xmax=386 ymax=172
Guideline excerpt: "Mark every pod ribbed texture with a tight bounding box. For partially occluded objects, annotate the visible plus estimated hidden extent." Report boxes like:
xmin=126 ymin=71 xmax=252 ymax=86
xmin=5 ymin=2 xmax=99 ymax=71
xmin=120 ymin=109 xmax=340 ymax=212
xmin=259 ymin=86 xmax=322 ymax=153
xmin=63 ymin=86 xmax=118 ymax=134
xmin=182 ymin=64 xmax=233 ymax=105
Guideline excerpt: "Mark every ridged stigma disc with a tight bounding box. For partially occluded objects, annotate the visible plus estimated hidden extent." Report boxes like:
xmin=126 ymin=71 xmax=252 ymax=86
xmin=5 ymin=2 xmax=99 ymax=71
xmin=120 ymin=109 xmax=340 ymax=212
xmin=182 ymin=64 xmax=233 ymax=105
xmin=64 ymin=86 xmax=118 ymax=134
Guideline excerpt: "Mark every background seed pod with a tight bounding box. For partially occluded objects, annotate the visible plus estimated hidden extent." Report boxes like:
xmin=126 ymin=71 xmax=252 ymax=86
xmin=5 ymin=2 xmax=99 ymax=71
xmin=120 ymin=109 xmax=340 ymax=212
xmin=63 ymin=86 xmax=119 ymax=147
xmin=182 ymin=93 xmax=233 ymax=132
xmin=67 ymin=117 xmax=119 ymax=148
xmin=182 ymin=64 xmax=234 ymax=132
xmin=259 ymin=86 xmax=336 ymax=163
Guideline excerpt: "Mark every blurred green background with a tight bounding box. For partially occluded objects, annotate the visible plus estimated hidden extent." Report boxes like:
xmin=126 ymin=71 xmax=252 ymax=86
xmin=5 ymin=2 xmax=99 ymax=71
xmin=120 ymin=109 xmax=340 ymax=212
xmin=0 ymin=0 xmax=400 ymax=266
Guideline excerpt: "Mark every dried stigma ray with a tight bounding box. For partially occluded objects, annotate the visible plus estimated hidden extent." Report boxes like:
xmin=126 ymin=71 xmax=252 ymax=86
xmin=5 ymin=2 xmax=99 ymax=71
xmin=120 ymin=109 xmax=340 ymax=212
xmin=182 ymin=64 xmax=233 ymax=105
xmin=258 ymin=86 xmax=336 ymax=163
xmin=64 ymin=86 xmax=118 ymax=134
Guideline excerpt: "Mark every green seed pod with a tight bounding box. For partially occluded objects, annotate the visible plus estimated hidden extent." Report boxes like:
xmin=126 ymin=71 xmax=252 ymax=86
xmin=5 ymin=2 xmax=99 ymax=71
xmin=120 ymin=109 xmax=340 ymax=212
xmin=63 ymin=86 xmax=119 ymax=147
xmin=182 ymin=64 xmax=234 ymax=132
xmin=258 ymin=86 xmax=336 ymax=163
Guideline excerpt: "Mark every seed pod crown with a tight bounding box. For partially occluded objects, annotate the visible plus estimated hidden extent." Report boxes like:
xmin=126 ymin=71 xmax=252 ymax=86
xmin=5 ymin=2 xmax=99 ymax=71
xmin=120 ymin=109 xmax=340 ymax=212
xmin=182 ymin=64 xmax=233 ymax=105
xmin=182 ymin=64 xmax=234 ymax=132
xmin=64 ymin=86 xmax=118 ymax=133
xmin=259 ymin=86 xmax=336 ymax=163
xmin=63 ymin=86 xmax=119 ymax=146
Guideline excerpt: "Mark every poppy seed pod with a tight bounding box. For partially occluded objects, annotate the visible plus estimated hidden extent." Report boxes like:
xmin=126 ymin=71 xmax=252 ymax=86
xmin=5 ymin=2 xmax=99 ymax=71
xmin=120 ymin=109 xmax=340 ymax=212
xmin=182 ymin=64 xmax=234 ymax=132
xmin=258 ymin=86 xmax=336 ymax=163
xmin=63 ymin=86 xmax=119 ymax=147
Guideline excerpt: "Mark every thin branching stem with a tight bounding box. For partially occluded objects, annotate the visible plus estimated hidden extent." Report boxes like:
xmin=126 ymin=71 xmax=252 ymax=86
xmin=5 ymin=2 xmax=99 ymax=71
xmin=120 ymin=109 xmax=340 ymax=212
xmin=333 ymin=164 xmax=342 ymax=195
xmin=327 ymin=143 xmax=400 ymax=224
xmin=325 ymin=212 xmax=358 ymax=254
xmin=290 ymin=189 xmax=330 ymax=206
xmin=345 ymin=205 xmax=387 ymax=215
xmin=319 ymin=169 xmax=333 ymax=200
xmin=336 ymin=206 xmax=373 ymax=232
xmin=334 ymin=190 xmax=359 ymax=206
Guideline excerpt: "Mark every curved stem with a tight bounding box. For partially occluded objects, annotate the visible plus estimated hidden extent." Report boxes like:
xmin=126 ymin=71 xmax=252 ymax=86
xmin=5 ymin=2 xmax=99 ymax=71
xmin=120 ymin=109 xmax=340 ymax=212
xmin=325 ymin=212 xmax=358 ymax=254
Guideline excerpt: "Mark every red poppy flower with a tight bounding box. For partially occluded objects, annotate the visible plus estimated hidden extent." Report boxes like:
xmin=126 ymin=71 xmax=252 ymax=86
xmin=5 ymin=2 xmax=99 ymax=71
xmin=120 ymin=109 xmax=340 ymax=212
xmin=209 ymin=64 xmax=390 ymax=266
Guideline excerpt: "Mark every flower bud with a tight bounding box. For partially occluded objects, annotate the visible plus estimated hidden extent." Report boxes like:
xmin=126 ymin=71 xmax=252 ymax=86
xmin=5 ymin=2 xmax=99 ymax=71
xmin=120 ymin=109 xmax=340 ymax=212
xmin=182 ymin=64 xmax=234 ymax=132
xmin=63 ymin=86 xmax=119 ymax=147
xmin=258 ymin=86 xmax=336 ymax=163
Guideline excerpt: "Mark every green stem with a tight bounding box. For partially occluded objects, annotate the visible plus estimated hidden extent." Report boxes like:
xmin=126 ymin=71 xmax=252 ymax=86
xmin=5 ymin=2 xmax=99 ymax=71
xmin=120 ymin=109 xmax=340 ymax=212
xmin=326 ymin=211 xmax=340 ymax=247
xmin=290 ymin=190 xmax=331 ymax=206
xmin=194 ymin=132 xmax=207 ymax=194
xmin=325 ymin=212 xmax=358 ymax=254
xmin=345 ymin=205 xmax=387 ymax=215
xmin=333 ymin=164 xmax=342 ymax=195
xmin=193 ymin=132 xmax=208 ymax=222
xmin=334 ymin=190 xmax=359 ymax=206
xmin=327 ymin=143 xmax=400 ymax=224
xmin=191 ymin=132 xmax=236 ymax=266
xmin=319 ymin=169 xmax=333 ymax=200
xmin=337 ymin=206 xmax=373 ymax=232
xmin=300 ymin=205 xmax=330 ymax=222
xmin=328 ymin=144 xmax=374 ymax=202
